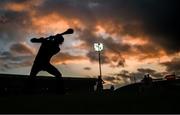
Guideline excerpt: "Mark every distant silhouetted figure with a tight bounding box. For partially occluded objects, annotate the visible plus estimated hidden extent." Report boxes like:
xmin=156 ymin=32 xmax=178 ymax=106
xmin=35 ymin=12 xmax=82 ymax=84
xmin=110 ymin=85 xmax=115 ymax=91
xmin=141 ymin=74 xmax=152 ymax=85
xmin=140 ymin=74 xmax=153 ymax=94
xmin=29 ymin=28 xmax=74 ymax=94
xmin=96 ymin=76 xmax=105 ymax=92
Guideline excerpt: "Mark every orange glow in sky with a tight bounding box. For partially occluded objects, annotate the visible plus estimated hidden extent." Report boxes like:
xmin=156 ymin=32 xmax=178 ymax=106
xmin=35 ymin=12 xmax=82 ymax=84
xmin=0 ymin=0 xmax=179 ymax=88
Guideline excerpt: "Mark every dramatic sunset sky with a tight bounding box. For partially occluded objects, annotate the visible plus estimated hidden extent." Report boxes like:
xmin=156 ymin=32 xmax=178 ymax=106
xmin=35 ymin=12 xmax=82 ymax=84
xmin=0 ymin=0 xmax=179 ymax=88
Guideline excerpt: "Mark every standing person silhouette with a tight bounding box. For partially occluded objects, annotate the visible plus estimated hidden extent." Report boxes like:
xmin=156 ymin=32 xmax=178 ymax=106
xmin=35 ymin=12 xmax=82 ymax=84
xmin=29 ymin=28 xmax=74 ymax=94
xmin=96 ymin=76 xmax=105 ymax=92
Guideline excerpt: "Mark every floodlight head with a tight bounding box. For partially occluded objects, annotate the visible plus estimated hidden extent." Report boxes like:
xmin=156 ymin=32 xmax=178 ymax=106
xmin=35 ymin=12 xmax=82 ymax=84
xmin=94 ymin=43 xmax=103 ymax=51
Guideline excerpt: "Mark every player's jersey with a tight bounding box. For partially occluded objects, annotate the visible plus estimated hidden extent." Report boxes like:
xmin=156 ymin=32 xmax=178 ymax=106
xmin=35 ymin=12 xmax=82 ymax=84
xmin=34 ymin=37 xmax=60 ymax=64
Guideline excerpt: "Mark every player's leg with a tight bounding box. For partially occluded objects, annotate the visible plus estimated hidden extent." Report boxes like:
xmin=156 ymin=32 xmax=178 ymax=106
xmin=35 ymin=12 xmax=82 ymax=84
xmin=45 ymin=64 xmax=64 ymax=94
xmin=25 ymin=64 xmax=41 ymax=93
xmin=45 ymin=63 xmax=62 ymax=78
xmin=30 ymin=64 xmax=40 ymax=78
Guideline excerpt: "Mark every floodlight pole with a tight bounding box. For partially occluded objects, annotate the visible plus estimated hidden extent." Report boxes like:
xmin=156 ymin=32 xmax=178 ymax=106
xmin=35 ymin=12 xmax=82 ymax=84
xmin=98 ymin=50 xmax=102 ymax=77
xmin=94 ymin=43 xmax=103 ymax=78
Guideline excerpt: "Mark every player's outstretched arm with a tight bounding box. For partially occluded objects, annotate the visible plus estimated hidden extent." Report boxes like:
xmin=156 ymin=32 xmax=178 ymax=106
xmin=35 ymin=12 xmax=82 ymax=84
xmin=31 ymin=37 xmax=44 ymax=43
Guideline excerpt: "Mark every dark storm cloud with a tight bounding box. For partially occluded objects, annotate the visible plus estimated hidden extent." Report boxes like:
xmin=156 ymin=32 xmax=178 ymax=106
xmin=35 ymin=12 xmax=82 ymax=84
xmin=0 ymin=41 xmax=85 ymax=70
xmin=115 ymin=70 xmax=130 ymax=78
xmin=51 ymin=52 xmax=86 ymax=64
xmin=0 ymin=11 xmax=32 ymax=48
xmin=103 ymin=76 xmax=116 ymax=81
xmin=137 ymin=68 xmax=156 ymax=74
xmin=86 ymin=51 xmax=108 ymax=64
xmin=36 ymin=0 xmax=98 ymax=24
xmin=137 ymin=0 xmax=179 ymax=54
xmin=0 ymin=0 xmax=179 ymax=72
xmin=0 ymin=0 xmax=25 ymax=3
xmin=77 ymin=27 xmax=161 ymax=66
xmin=103 ymin=76 xmax=122 ymax=84
xmin=0 ymin=50 xmax=33 ymax=70
xmin=36 ymin=0 xmax=179 ymax=64
xmin=83 ymin=67 xmax=91 ymax=70
xmin=0 ymin=15 xmax=8 ymax=24
xmin=133 ymin=44 xmax=163 ymax=60
xmin=1 ymin=0 xmax=179 ymax=51
xmin=0 ymin=42 xmax=35 ymax=70
xmin=75 ymin=28 xmax=127 ymax=67
xmin=161 ymin=57 xmax=180 ymax=74
xmin=137 ymin=68 xmax=163 ymax=78
xmin=96 ymin=0 xmax=179 ymax=53
xmin=10 ymin=42 xmax=34 ymax=55
xmin=112 ymin=68 xmax=164 ymax=84
xmin=66 ymin=0 xmax=179 ymax=54
xmin=1 ymin=1 xmax=179 ymax=43
xmin=108 ymin=70 xmax=133 ymax=84
xmin=0 ymin=0 xmax=43 ymax=46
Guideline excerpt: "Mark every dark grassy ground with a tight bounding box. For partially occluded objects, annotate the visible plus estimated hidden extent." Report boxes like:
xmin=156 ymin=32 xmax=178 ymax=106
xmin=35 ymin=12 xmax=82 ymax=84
xmin=0 ymin=92 xmax=180 ymax=113
xmin=0 ymin=93 xmax=179 ymax=113
xmin=0 ymin=79 xmax=180 ymax=113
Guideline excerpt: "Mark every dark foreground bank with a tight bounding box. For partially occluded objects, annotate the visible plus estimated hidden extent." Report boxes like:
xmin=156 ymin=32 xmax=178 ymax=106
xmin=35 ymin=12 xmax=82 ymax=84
xmin=0 ymin=74 xmax=180 ymax=113
xmin=0 ymin=93 xmax=180 ymax=114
